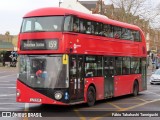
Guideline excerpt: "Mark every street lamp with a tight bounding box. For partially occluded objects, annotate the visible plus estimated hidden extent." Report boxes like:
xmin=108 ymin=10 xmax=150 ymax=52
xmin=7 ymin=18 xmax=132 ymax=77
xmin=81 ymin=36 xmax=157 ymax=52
xmin=59 ymin=0 xmax=63 ymax=7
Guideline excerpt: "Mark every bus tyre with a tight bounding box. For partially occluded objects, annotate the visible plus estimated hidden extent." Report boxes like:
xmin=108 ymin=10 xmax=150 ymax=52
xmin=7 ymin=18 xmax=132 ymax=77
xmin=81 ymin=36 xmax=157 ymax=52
xmin=87 ymin=86 xmax=96 ymax=107
xmin=133 ymin=81 xmax=139 ymax=96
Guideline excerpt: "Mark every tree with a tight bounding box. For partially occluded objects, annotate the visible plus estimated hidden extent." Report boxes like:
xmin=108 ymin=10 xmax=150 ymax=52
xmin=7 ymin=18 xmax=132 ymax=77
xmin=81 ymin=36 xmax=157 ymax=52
xmin=5 ymin=31 xmax=10 ymax=42
xmin=110 ymin=0 xmax=160 ymax=28
xmin=5 ymin=31 xmax=10 ymax=36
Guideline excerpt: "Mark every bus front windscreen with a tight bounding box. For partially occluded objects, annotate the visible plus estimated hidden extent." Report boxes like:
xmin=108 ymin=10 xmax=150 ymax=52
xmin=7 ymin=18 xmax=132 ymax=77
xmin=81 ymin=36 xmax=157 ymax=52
xmin=18 ymin=55 xmax=67 ymax=88
xmin=21 ymin=16 xmax=64 ymax=32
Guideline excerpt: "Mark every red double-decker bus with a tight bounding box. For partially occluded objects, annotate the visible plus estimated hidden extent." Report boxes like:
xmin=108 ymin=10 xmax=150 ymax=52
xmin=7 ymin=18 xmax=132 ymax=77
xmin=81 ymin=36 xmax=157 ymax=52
xmin=16 ymin=7 xmax=147 ymax=106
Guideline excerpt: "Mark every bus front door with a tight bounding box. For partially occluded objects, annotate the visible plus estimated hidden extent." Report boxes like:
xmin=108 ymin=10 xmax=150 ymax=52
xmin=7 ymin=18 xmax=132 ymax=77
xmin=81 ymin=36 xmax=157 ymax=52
xmin=104 ymin=57 xmax=115 ymax=98
xmin=69 ymin=55 xmax=84 ymax=102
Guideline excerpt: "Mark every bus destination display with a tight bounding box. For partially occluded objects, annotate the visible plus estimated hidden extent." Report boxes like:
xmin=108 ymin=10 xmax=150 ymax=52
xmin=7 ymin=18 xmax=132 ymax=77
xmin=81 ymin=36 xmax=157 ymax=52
xmin=21 ymin=39 xmax=58 ymax=50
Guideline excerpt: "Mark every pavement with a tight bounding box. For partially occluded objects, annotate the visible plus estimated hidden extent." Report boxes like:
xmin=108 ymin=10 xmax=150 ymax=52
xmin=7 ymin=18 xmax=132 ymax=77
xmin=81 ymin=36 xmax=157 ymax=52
xmin=147 ymin=66 xmax=157 ymax=76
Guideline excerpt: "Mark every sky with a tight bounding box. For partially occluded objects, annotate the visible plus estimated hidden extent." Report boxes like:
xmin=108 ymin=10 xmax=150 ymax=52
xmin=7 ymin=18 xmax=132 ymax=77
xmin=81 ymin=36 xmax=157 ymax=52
xmin=0 ymin=0 xmax=59 ymax=35
xmin=0 ymin=0 xmax=160 ymax=35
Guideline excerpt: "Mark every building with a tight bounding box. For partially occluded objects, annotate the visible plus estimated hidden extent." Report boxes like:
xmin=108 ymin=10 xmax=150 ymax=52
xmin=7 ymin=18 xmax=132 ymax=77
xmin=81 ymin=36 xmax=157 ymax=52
xmin=0 ymin=34 xmax=18 ymax=51
xmin=60 ymin=0 xmax=92 ymax=14
xmin=62 ymin=0 xmax=160 ymax=54
xmin=79 ymin=0 xmax=98 ymax=11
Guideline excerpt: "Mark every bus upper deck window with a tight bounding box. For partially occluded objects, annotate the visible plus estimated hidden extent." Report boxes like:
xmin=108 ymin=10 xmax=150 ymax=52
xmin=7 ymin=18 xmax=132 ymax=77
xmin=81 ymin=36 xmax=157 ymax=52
xmin=64 ymin=16 xmax=72 ymax=31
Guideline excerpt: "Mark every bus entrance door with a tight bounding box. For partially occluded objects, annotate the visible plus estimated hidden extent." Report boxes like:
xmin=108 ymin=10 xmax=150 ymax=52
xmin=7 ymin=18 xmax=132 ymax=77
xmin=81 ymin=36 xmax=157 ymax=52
xmin=69 ymin=55 xmax=84 ymax=102
xmin=104 ymin=57 xmax=115 ymax=98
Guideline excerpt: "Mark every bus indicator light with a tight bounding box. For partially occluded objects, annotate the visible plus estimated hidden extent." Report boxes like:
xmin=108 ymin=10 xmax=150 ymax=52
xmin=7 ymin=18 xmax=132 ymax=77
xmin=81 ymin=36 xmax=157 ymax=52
xmin=64 ymin=92 xmax=69 ymax=100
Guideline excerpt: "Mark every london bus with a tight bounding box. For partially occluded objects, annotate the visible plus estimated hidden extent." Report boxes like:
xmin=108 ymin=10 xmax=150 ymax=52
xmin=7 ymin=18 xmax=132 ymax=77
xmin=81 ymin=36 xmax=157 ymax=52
xmin=16 ymin=7 xmax=147 ymax=106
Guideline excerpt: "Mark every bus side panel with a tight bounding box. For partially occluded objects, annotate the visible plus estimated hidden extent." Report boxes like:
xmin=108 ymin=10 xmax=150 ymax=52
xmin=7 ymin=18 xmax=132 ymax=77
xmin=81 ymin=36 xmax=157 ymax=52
xmin=16 ymin=80 xmax=67 ymax=105
xmin=135 ymin=74 xmax=143 ymax=92
xmin=71 ymin=35 xmax=140 ymax=56
xmin=114 ymin=75 xmax=141 ymax=97
xmin=84 ymin=77 xmax=104 ymax=101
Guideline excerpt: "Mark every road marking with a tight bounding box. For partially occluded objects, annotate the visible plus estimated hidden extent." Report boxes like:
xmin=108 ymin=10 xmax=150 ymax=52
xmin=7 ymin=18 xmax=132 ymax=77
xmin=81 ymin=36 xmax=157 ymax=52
xmin=0 ymin=71 xmax=6 ymax=73
xmin=0 ymin=74 xmax=17 ymax=79
xmin=112 ymin=102 xmax=141 ymax=104
xmin=24 ymin=103 xmax=29 ymax=111
xmin=81 ymin=107 xmax=118 ymax=110
xmin=23 ymin=103 xmax=29 ymax=120
xmin=120 ymin=98 xmax=160 ymax=111
xmin=91 ymin=98 xmax=160 ymax=120
xmin=74 ymin=109 xmax=86 ymax=120
xmin=0 ymin=87 xmax=16 ymax=88
xmin=0 ymin=94 xmax=15 ymax=97
xmin=0 ymin=98 xmax=15 ymax=99
xmin=145 ymin=91 xmax=160 ymax=96
xmin=0 ymin=81 xmax=10 ymax=82
xmin=134 ymin=97 xmax=147 ymax=102
xmin=0 ymin=108 xmax=22 ymax=110
xmin=0 ymin=84 xmax=15 ymax=86
xmin=107 ymin=102 xmax=122 ymax=110
xmin=0 ymin=103 xmax=18 ymax=104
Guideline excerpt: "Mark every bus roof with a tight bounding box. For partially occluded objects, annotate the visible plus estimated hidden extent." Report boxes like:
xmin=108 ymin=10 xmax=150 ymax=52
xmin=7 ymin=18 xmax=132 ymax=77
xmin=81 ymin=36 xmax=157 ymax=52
xmin=24 ymin=7 xmax=141 ymax=31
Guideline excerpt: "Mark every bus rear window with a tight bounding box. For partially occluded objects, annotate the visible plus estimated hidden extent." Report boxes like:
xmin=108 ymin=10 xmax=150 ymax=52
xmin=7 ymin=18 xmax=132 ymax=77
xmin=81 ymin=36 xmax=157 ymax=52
xmin=21 ymin=16 xmax=63 ymax=33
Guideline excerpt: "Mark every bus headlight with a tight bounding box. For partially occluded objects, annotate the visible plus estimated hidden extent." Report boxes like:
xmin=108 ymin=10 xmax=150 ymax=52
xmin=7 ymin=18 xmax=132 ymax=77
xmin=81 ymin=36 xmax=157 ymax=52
xmin=54 ymin=92 xmax=62 ymax=100
xmin=16 ymin=89 xmax=21 ymax=97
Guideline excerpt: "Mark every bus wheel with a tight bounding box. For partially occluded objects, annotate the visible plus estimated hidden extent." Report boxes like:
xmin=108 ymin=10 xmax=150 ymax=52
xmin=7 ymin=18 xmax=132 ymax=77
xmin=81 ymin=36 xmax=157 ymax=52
xmin=87 ymin=86 xmax=96 ymax=107
xmin=133 ymin=81 xmax=139 ymax=96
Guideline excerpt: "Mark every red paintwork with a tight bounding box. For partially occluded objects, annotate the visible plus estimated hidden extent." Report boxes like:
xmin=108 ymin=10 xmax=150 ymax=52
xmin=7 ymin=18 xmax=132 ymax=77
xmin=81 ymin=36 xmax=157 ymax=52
xmin=84 ymin=77 xmax=104 ymax=102
xmin=23 ymin=7 xmax=141 ymax=31
xmin=18 ymin=7 xmax=147 ymax=57
xmin=114 ymin=74 xmax=142 ymax=97
xmin=18 ymin=32 xmax=65 ymax=54
xmin=16 ymin=80 xmax=67 ymax=105
xmin=17 ymin=7 xmax=147 ymax=105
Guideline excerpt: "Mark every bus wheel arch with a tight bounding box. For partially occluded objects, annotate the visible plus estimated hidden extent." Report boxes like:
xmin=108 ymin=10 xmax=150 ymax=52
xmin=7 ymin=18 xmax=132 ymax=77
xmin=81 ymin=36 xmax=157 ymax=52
xmin=132 ymin=80 xmax=139 ymax=96
xmin=87 ymin=84 xmax=96 ymax=106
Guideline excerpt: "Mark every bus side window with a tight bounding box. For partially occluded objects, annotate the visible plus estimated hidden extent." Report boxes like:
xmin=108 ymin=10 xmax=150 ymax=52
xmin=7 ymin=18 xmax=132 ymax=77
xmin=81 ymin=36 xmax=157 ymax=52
xmin=115 ymin=57 xmax=122 ymax=75
xmin=80 ymin=19 xmax=86 ymax=33
xmin=86 ymin=21 xmax=91 ymax=34
xmin=64 ymin=16 xmax=72 ymax=31
xmin=114 ymin=26 xmax=121 ymax=39
xmin=107 ymin=25 xmax=114 ymax=38
xmin=133 ymin=31 xmax=141 ymax=42
xmin=73 ymin=23 xmax=78 ymax=32
xmin=102 ymin=24 xmax=112 ymax=37
xmin=122 ymin=57 xmax=130 ymax=75
xmin=72 ymin=17 xmax=79 ymax=32
xmin=121 ymin=28 xmax=129 ymax=40
xmin=93 ymin=22 xmax=102 ymax=35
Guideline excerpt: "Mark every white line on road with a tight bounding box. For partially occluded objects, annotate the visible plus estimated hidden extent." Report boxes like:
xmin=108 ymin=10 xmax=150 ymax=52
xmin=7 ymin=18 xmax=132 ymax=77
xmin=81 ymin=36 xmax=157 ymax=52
xmin=0 ymin=81 xmax=10 ymax=82
xmin=0 ymin=74 xmax=17 ymax=79
xmin=0 ymin=71 xmax=6 ymax=74
xmin=0 ymin=87 xmax=16 ymax=88
xmin=0 ymin=103 xmax=18 ymax=104
xmin=0 ymin=94 xmax=15 ymax=97
xmin=0 ymin=97 xmax=15 ymax=99
xmin=0 ymin=84 xmax=15 ymax=86
xmin=25 ymin=103 xmax=29 ymax=111
xmin=0 ymin=108 xmax=23 ymax=110
xmin=145 ymin=91 xmax=160 ymax=96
